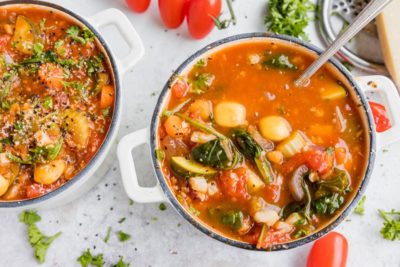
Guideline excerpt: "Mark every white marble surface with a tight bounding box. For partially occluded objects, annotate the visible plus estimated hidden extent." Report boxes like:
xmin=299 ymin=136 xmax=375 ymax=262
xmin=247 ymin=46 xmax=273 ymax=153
xmin=1 ymin=0 xmax=400 ymax=266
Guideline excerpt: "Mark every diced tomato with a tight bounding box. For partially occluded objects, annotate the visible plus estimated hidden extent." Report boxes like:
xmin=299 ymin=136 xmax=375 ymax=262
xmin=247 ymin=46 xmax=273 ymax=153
xmin=264 ymin=183 xmax=281 ymax=203
xmin=26 ymin=180 xmax=63 ymax=199
xmin=256 ymin=228 xmax=291 ymax=249
xmin=281 ymin=148 xmax=333 ymax=176
xmin=219 ymin=167 xmax=250 ymax=202
xmin=171 ymin=79 xmax=188 ymax=99
xmin=369 ymin=101 xmax=391 ymax=133
xmin=0 ymin=35 xmax=11 ymax=51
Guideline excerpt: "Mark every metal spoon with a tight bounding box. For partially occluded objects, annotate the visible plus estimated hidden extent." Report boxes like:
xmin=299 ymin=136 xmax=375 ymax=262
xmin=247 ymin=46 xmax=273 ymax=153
xmin=294 ymin=0 xmax=393 ymax=87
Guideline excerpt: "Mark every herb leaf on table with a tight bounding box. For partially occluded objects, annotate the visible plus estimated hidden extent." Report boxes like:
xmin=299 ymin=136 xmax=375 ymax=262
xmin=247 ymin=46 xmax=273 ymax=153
xmin=19 ymin=210 xmax=62 ymax=264
xmin=77 ymin=249 xmax=104 ymax=267
xmin=354 ymin=195 xmax=366 ymax=215
xmin=378 ymin=209 xmax=400 ymax=241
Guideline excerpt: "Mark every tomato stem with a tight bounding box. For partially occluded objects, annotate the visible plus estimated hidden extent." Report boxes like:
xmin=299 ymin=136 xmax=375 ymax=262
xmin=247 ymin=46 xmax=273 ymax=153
xmin=211 ymin=0 xmax=237 ymax=30
xmin=226 ymin=0 xmax=236 ymax=26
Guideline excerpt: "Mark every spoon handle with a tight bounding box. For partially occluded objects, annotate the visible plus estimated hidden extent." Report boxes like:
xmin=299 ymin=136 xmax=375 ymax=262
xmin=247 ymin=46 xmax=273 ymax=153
xmin=295 ymin=0 xmax=393 ymax=87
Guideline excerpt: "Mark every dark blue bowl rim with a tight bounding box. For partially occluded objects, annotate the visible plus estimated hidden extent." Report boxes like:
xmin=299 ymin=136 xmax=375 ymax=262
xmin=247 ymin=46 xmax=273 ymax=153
xmin=150 ymin=32 xmax=377 ymax=251
xmin=0 ymin=0 xmax=121 ymax=208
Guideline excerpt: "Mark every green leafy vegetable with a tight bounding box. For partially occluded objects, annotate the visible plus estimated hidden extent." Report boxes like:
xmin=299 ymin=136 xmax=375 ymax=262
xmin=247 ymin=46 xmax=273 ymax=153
xmin=221 ymin=210 xmax=244 ymax=230
xmin=378 ymin=209 xmax=400 ymax=241
xmin=85 ymin=55 xmax=104 ymax=76
xmin=195 ymin=59 xmax=207 ymax=68
xmin=313 ymin=193 xmax=344 ymax=215
xmin=314 ymin=168 xmax=350 ymax=199
xmin=77 ymin=249 xmax=104 ymax=267
xmin=47 ymin=138 xmax=63 ymax=161
xmin=112 ymin=257 xmax=130 ymax=267
xmin=104 ymin=227 xmax=112 ymax=243
xmin=33 ymin=43 xmax=44 ymax=57
xmin=232 ymin=128 xmax=275 ymax=183
xmin=117 ymin=231 xmax=131 ymax=242
xmin=191 ymin=138 xmax=242 ymax=170
xmin=20 ymin=210 xmax=62 ymax=264
xmin=265 ymin=0 xmax=315 ymax=40
xmin=262 ymin=54 xmax=298 ymax=70
xmin=354 ymin=195 xmax=366 ymax=215
xmin=66 ymin=26 xmax=94 ymax=44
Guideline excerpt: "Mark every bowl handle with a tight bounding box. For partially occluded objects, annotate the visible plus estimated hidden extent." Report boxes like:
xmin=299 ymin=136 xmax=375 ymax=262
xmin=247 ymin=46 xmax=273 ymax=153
xmin=117 ymin=128 xmax=166 ymax=203
xmin=88 ymin=8 xmax=145 ymax=75
xmin=357 ymin=75 xmax=400 ymax=147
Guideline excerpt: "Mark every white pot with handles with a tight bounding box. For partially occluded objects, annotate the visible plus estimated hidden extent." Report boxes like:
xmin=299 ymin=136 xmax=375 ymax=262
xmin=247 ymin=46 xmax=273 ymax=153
xmin=0 ymin=1 xmax=145 ymax=210
xmin=117 ymin=33 xmax=400 ymax=250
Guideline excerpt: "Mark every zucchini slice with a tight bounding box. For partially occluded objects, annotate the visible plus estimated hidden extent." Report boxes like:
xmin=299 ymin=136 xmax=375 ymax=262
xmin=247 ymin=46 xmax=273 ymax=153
xmin=170 ymin=156 xmax=217 ymax=179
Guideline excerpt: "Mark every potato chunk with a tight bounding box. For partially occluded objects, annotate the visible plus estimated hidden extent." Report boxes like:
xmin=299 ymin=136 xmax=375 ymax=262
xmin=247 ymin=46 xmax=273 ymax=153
xmin=11 ymin=16 xmax=36 ymax=55
xmin=63 ymin=109 xmax=90 ymax=149
xmin=259 ymin=116 xmax=291 ymax=141
xmin=0 ymin=174 xmax=10 ymax=197
xmin=214 ymin=102 xmax=246 ymax=127
xmin=34 ymin=160 xmax=66 ymax=185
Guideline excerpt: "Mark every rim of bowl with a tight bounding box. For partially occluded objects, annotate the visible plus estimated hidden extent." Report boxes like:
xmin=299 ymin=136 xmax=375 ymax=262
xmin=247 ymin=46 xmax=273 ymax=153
xmin=150 ymin=32 xmax=377 ymax=251
xmin=0 ymin=0 xmax=121 ymax=208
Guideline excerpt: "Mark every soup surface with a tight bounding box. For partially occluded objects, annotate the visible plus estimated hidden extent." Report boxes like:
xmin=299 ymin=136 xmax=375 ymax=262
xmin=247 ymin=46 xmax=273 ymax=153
xmin=0 ymin=7 xmax=114 ymax=200
xmin=157 ymin=40 xmax=367 ymax=248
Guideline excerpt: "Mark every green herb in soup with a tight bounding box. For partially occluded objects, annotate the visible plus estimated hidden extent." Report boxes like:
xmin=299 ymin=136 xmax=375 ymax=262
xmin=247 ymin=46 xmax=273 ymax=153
xmin=157 ymin=41 xmax=367 ymax=249
xmin=0 ymin=7 xmax=115 ymax=200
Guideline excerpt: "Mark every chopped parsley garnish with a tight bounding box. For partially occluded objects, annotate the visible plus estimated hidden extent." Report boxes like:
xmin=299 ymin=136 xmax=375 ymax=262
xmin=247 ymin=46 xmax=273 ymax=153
xmin=19 ymin=210 xmax=62 ymax=264
xmin=265 ymin=0 xmax=315 ymax=40
xmin=117 ymin=231 xmax=131 ymax=242
xmin=103 ymin=227 xmax=112 ymax=243
xmin=102 ymin=107 xmax=110 ymax=117
xmin=63 ymin=81 xmax=85 ymax=91
xmin=155 ymin=149 xmax=166 ymax=161
xmin=195 ymin=58 xmax=207 ymax=68
xmin=112 ymin=257 xmax=130 ymax=267
xmin=33 ymin=43 xmax=44 ymax=57
xmin=262 ymin=54 xmax=298 ymax=70
xmin=354 ymin=195 xmax=366 ymax=215
xmin=77 ymin=249 xmax=104 ymax=267
xmin=191 ymin=73 xmax=215 ymax=94
xmin=378 ymin=209 xmax=400 ymax=241
xmin=43 ymin=96 xmax=53 ymax=109
xmin=85 ymin=55 xmax=105 ymax=76
xmin=159 ymin=203 xmax=167 ymax=211
xmin=129 ymin=199 xmax=134 ymax=205
xmin=66 ymin=26 xmax=95 ymax=45
xmin=118 ymin=217 xmax=126 ymax=224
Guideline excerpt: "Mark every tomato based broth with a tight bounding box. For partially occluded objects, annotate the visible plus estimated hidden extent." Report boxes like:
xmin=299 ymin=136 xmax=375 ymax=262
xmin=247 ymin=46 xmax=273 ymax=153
xmin=0 ymin=7 xmax=115 ymax=200
xmin=157 ymin=40 xmax=367 ymax=248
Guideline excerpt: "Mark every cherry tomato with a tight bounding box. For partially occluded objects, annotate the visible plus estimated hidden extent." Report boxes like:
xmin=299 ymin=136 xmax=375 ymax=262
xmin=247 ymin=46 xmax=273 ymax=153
xmin=126 ymin=0 xmax=151 ymax=13
xmin=158 ymin=0 xmax=188 ymax=29
xmin=369 ymin=101 xmax=391 ymax=133
xmin=186 ymin=0 xmax=222 ymax=39
xmin=307 ymin=232 xmax=348 ymax=267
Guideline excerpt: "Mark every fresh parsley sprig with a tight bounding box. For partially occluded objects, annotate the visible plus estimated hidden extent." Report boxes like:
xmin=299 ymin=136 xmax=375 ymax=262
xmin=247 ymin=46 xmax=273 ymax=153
xmin=20 ymin=210 xmax=62 ymax=264
xmin=265 ymin=0 xmax=315 ymax=41
xmin=378 ymin=209 xmax=400 ymax=241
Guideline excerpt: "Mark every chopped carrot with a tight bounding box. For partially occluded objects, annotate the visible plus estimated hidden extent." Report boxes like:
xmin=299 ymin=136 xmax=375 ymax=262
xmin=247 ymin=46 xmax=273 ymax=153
xmin=100 ymin=85 xmax=114 ymax=108
xmin=171 ymin=79 xmax=188 ymax=99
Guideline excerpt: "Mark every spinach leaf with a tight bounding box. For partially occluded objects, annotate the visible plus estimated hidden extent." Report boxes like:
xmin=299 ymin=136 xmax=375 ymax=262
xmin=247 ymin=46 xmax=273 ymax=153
xmin=313 ymin=193 xmax=344 ymax=215
xmin=232 ymin=128 xmax=275 ymax=183
xmin=191 ymin=139 xmax=241 ymax=170
xmin=314 ymin=168 xmax=350 ymax=199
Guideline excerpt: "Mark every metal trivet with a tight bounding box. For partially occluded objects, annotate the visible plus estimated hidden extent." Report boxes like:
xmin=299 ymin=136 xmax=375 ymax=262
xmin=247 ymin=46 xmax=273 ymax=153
xmin=318 ymin=0 xmax=388 ymax=74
